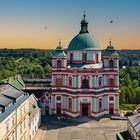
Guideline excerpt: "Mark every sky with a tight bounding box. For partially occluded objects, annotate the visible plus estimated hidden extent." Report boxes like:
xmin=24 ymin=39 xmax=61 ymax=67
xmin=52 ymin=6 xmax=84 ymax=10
xmin=0 ymin=0 xmax=140 ymax=50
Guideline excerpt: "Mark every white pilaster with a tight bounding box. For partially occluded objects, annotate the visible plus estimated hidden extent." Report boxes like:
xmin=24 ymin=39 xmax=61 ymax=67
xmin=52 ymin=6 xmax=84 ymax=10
xmin=89 ymin=76 xmax=92 ymax=88
xmin=78 ymin=76 xmax=81 ymax=88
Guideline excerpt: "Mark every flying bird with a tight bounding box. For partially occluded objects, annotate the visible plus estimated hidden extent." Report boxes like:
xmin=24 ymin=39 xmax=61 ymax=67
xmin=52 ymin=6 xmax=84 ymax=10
xmin=110 ymin=20 xmax=113 ymax=23
xmin=45 ymin=25 xmax=47 ymax=29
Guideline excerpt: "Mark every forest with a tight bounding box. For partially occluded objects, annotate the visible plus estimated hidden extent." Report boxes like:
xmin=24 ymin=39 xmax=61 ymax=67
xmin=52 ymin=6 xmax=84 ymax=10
xmin=0 ymin=49 xmax=140 ymax=110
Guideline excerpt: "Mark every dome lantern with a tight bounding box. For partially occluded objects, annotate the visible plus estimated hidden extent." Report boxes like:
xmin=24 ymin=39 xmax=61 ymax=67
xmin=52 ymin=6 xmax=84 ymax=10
xmin=67 ymin=13 xmax=101 ymax=51
xmin=79 ymin=12 xmax=89 ymax=34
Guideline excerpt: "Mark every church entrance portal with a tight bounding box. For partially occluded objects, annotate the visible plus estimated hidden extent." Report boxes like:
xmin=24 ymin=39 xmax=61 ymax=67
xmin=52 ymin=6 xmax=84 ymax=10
xmin=82 ymin=103 xmax=89 ymax=116
xmin=56 ymin=103 xmax=61 ymax=114
xmin=109 ymin=103 xmax=114 ymax=115
xmin=109 ymin=107 xmax=114 ymax=115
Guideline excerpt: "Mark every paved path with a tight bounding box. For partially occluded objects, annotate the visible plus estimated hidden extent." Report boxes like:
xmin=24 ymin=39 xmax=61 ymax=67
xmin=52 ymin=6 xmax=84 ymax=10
xmin=33 ymin=117 xmax=127 ymax=140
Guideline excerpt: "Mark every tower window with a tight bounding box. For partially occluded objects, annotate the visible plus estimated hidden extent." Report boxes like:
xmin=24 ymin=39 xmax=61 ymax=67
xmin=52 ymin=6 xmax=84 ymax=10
xmin=109 ymin=97 xmax=114 ymax=101
xmin=83 ymin=53 xmax=87 ymax=63
xmin=57 ymin=96 xmax=61 ymax=101
xmin=109 ymin=60 xmax=114 ymax=68
xmin=68 ymin=98 xmax=72 ymax=112
xmin=110 ymin=79 xmax=114 ymax=87
xmin=57 ymin=60 xmax=61 ymax=68
xmin=56 ymin=77 xmax=62 ymax=87
xmin=99 ymin=77 xmax=102 ymax=87
xmin=81 ymin=79 xmax=89 ymax=88
xmin=96 ymin=53 xmax=98 ymax=63
xmin=70 ymin=53 xmax=73 ymax=63
xmin=99 ymin=98 xmax=102 ymax=110
xmin=69 ymin=77 xmax=72 ymax=87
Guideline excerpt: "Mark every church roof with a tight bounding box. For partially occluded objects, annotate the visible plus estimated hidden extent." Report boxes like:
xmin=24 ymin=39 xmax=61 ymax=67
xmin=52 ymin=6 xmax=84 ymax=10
xmin=128 ymin=114 xmax=140 ymax=136
xmin=53 ymin=41 xmax=66 ymax=57
xmin=67 ymin=33 xmax=101 ymax=51
xmin=104 ymin=41 xmax=119 ymax=56
xmin=67 ymin=14 xmax=101 ymax=51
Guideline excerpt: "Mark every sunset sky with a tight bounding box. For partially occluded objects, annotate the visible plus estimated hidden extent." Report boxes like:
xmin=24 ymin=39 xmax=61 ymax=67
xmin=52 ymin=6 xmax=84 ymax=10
xmin=0 ymin=0 xmax=140 ymax=50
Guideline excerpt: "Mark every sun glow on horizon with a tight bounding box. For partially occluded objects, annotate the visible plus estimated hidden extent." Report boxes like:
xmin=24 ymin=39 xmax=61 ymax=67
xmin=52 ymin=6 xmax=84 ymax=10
xmin=0 ymin=0 xmax=140 ymax=50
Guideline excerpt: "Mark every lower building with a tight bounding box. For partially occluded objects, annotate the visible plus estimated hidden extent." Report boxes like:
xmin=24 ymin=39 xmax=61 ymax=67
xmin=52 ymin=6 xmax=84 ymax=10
xmin=0 ymin=84 xmax=29 ymax=140
xmin=127 ymin=114 xmax=140 ymax=140
xmin=0 ymin=84 xmax=41 ymax=140
xmin=29 ymin=94 xmax=41 ymax=140
xmin=51 ymin=94 xmax=119 ymax=118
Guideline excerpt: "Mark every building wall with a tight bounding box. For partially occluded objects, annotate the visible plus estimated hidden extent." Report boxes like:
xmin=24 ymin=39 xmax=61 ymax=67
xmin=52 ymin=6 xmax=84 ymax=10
xmin=0 ymin=95 xmax=41 ymax=140
xmin=0 ymin=99 xmax=29 ymax=140
xmin=17 ymin=99 xmax=29 ymax=140
xmin=52 ymin=47 xmax=119 ymax=118
xmin=29 ymin=111 xmax=41 ymax=140
xmin=127 ymin=121 xmax=139 ymax=140
xmin=0 ymin=110 xmax=16 ymax=140
xmin=51 ymin=91 xmax=119 ymax=117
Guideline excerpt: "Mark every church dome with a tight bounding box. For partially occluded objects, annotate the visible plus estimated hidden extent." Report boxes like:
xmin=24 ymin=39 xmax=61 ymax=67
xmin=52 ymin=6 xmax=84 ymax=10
xmin=67 ymin=13 xmax=101 ymax=51
xmin=67 ymin=33 xmax=100 ymax=50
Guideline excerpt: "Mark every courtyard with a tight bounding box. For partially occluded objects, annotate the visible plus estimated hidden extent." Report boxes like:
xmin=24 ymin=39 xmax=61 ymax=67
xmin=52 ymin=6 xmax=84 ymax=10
xmin=33 ymin=116 xmax=127 ymax=140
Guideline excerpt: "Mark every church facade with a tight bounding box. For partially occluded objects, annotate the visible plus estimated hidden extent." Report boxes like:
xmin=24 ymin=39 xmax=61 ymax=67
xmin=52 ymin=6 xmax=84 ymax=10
xmin=51 ymin=14 xmax=119 ymax=118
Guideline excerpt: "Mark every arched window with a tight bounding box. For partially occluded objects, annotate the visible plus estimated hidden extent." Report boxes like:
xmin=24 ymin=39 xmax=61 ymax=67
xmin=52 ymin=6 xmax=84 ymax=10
xmin=96 ymin=53 xmax=98 ymax=63
xmin=99 ymin=77 xmax=102 ymax=87
xmin=70 ymin=53 xmax=73 ymax=63
xmin=68 ymin=98 xmax=72 ymax=112
xmin=83 ymin=53 xmax=87 ymax=63
xmin=99 ymin=98 xmax=102 ymax=110
xmin=57 ymin=96 xmax=61 ymax=101
xmin=109 ymin=60 xmax=114 ymax=68
xmin=109 ymin=96 xmax=114 ymax=101
xmin=110 ymin=79 xmax=114 ymax=87
xmin=69 ymin=77 xmax=72 ymax=87
xmin=81 ymin=79 xmax=89 ymax=88
xmin=57 ymin=60 xmax=61 ymax=68
xmin=56 ymin=77 xmax=62 ymax=87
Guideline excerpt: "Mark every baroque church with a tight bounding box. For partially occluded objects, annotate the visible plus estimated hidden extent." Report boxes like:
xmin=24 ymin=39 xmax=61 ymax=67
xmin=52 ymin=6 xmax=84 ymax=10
xmin=51 ymin=14 xmax=119 ymax=117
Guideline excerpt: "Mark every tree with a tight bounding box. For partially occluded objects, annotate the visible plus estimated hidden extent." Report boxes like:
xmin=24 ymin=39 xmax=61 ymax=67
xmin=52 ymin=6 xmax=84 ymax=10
xmin=131 ymin=80 xmax=139 ymax=88
xmin=44 ymin=65 xmax=52 ymax=73
xmin=135 ymin=87 xmax=140 ymax=104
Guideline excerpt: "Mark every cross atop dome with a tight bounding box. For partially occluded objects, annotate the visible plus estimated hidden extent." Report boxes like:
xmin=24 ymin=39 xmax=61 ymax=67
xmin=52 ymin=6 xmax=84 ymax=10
xmin=83 ymin=10 xmax=86 ymax=20
xmin=79 ymin=11 xmax=89 ymax=34
xmin=59 ymin=39 xmax=61 ymax=46
xmin=109 ymin=38 xmax=112 ymax=46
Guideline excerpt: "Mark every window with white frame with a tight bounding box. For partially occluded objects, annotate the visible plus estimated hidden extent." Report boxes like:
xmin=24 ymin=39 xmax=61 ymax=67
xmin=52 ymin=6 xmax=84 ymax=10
xmin=12 ymin=117 xmax=15 ymax=126
xmin=24 ymin=118 xmax=26 ymax=129
xmin=56 ymin=96 xmax=61 ymax=101
xmin=109 ymin=96 xmax=114 ymax=101
xmin=24 ymin=106 xmax=26 ymax=113
xmin=6 ymin=123 xmax=9 ymax=132
xmin=20 ymin=108 xmax=22 ymax=117
xmin=12 ymin=133 xmax=15 ymax=140
xmin=23 ymin=133 xmax=26 ymax=140
xmin=20 ymin=123 xmax=22 ymax=134
xmin=99 ymin=98 xmax=102 ymax=110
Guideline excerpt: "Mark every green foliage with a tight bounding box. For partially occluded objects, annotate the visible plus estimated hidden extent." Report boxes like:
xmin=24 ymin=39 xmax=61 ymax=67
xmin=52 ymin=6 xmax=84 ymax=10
xmin=119 ymin=104 xmax=136 ymax=111
xmin=119 ymin=66 xmax=140 ymax=106
xmin=0 ymin=49 xmax=52 ymax=80
xmin=0 ymin=48 xmax=139 ymax=108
